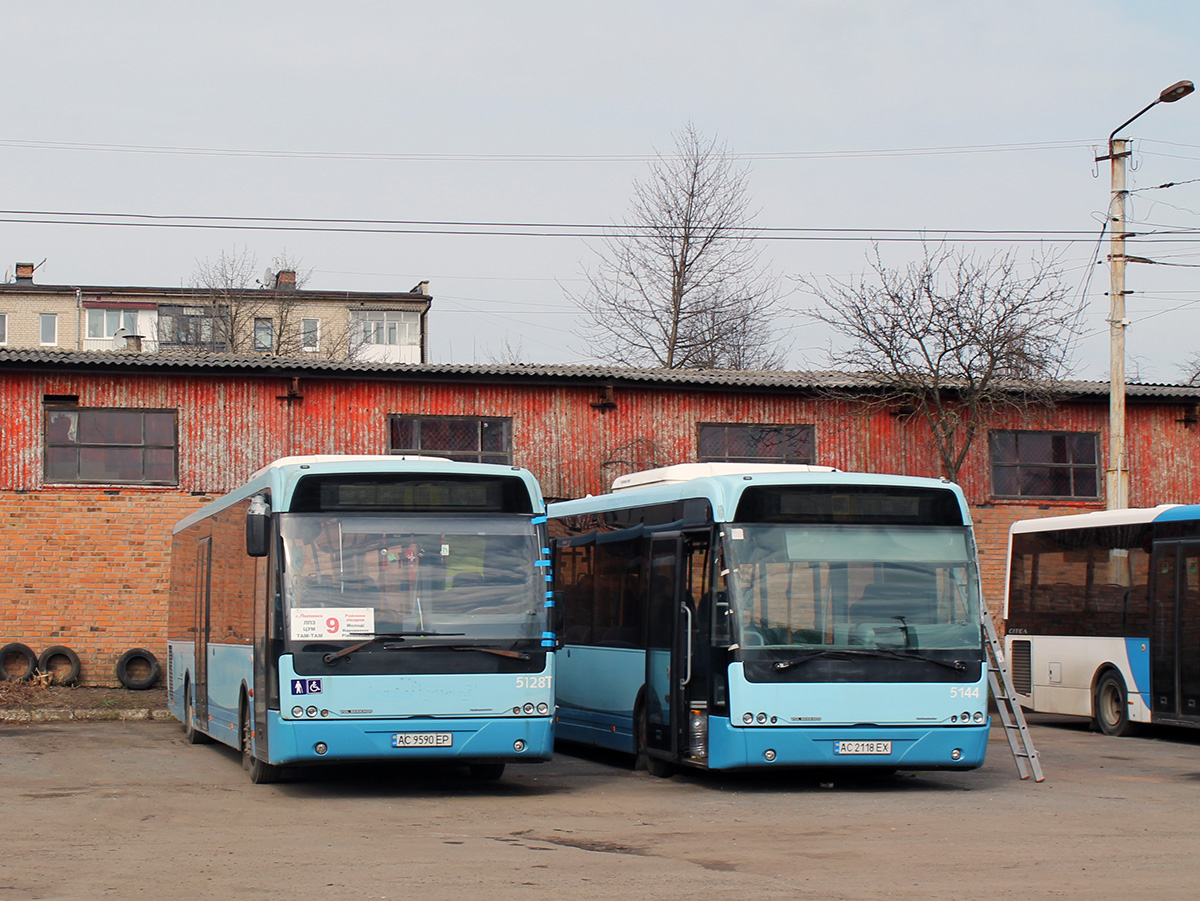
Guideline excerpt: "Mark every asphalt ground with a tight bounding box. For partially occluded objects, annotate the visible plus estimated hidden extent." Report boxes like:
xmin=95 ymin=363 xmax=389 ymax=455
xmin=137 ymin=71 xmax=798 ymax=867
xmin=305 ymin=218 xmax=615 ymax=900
xmin=2 ymin=713 xmax=1199 ymax=900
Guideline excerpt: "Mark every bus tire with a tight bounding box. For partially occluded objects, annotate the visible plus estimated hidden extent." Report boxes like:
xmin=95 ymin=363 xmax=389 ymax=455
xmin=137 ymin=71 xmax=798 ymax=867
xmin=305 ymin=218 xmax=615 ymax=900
xmin=1 ymin=643 xmax=37 ymax=681
xmin=37 ymin=645 xmax=81 ymax=685
xmin=635 ymin=696 xmax=674 ymax=779
xmin=469 ymin=763 xmax=506 ymax=781
xmin=241 ymin=697 xmax=281 ymax=785
xmin=115 ymin=648 xmax=160 ymax=690
xmin=1093 ymin=670 xmax=1135 ymax=737
xmin=182 ymin=677 xmax=210 ymax=744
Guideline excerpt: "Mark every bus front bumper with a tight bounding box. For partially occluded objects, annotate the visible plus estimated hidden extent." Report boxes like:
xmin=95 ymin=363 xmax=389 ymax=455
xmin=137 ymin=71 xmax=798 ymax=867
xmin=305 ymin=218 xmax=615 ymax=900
xmin=705 ymin=717 xmax=991 ymax=771
xmin=264 ymin=713 xmax=554 ymax=766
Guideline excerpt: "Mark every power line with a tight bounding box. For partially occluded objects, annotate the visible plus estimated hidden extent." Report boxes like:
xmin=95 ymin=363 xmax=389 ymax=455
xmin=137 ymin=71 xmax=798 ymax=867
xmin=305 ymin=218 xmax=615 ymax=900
xmin=4 ymin=208 xmax=1191 ymax=244
xmin=0 ymin=137 xmax=1098 ymax=163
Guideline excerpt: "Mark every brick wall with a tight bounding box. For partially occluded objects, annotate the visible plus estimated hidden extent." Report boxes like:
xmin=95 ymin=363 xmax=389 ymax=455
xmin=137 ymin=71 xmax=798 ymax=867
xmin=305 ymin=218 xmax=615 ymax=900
xmin=0 ymin=488 xmax=210 ymax=686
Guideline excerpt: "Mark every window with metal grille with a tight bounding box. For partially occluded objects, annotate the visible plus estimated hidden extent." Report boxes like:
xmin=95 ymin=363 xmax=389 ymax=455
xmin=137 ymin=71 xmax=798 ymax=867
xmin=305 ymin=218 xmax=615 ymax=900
xmin=990 ymin=430 xmax=1099 ymax=500
xmin=44 ymin=407 xmax=178 ymax=485
xmin=697 ymin=423 xmax=815 ymax=464
xmin=388 ymin=415 xmax=511 ymax=465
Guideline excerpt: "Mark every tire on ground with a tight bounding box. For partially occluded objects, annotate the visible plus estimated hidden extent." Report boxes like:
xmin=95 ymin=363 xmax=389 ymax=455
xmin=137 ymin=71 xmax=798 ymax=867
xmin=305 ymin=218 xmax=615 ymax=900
xmin=115 ymin=648 xmax=160 ymax=690
xmin=37 ymin=645 xmax=82 ymax=685
xmin=1 ymin=642 xmax=38 ymax=682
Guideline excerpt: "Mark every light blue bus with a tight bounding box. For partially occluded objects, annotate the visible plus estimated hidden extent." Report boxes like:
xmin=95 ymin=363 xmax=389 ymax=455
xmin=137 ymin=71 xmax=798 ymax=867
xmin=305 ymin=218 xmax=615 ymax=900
xmin=167 ymin=455 xmax=555 ymax=783
xmin=548 ymin=464 xmax=989 ymax=776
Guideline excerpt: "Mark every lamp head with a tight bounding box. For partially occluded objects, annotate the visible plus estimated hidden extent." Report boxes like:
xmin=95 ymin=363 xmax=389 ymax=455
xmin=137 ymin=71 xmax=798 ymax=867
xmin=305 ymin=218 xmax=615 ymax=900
xmin=1159 ymin=80 xmax=1194 ymax=103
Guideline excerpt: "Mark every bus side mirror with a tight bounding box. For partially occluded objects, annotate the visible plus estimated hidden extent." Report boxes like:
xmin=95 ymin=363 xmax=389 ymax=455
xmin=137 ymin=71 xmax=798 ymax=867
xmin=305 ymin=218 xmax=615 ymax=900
xmin=246 ymin=495 xmax=270 ymax=558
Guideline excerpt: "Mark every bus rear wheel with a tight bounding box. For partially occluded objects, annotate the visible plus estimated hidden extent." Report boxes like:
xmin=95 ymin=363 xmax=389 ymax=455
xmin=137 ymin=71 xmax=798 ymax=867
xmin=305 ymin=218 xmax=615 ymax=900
xmin=1094 ymin=670 xmax=1136 ymax=737
xmin=469 ymin=763 xmax=506 ymax=780
xmin=241 ymin=699 xmax=282 ymax=784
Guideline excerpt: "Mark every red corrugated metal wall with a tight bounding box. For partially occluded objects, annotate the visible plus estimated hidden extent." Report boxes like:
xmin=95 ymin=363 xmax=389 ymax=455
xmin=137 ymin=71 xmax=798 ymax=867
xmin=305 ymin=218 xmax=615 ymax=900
xmin=4 ymin=366 xmax=1200 ymax=684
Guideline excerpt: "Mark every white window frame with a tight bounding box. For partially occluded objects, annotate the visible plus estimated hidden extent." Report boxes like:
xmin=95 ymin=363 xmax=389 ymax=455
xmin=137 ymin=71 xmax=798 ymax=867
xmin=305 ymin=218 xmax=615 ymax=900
xmin=253 ymin=317 xmax=275 ymax=352
xmin=40 ymin=313 xmax=58 ymax=346
xmin=86 ymin=309 xmax=138 ymax=339
xmin=0 ymin=312 xmax=7 ymax=346
xmin=301 ymin=318 xmax=320 ymax=352
xmin=352 ymin=310 xmax=420 ymax=347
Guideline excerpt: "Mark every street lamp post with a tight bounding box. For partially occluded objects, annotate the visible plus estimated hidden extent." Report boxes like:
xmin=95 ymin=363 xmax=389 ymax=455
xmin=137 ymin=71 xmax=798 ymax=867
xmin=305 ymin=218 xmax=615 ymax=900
xmin=1098 ymin=80 xmax=1194 ymax=511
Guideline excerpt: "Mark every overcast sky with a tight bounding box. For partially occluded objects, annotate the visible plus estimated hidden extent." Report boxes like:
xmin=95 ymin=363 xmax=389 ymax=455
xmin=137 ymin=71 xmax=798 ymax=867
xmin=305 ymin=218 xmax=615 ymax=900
xmin=3 ymin=1 xmax=1198 ymax=381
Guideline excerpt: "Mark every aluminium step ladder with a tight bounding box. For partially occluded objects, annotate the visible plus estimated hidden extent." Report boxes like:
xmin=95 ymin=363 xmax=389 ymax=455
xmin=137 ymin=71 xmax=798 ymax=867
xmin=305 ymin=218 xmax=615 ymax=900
xmin=982 ymin=607 xmax=1045 ymax=782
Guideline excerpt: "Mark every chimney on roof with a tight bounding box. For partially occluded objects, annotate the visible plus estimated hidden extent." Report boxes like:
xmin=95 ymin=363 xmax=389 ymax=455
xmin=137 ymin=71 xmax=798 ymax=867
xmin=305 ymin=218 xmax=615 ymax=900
xmin=274 ymin=269 xmax=297 ymax=291
xmin=14 ymin=262 xmax=34 ymax=284
xmin=411 ymin=280 xmax=430 ymax=295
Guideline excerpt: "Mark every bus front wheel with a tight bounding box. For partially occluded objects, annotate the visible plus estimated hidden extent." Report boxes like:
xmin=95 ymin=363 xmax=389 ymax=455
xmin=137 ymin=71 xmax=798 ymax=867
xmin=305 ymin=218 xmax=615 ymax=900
xmin=241 ymin=699 xmax=282 ymax=784
xmin=634 ymin=699 xmax=674 ymax=779
xmin=182 ymin=679 xmax=210 ymax=745
xmin=1094 ymin=670 xmax=1136 ymax=737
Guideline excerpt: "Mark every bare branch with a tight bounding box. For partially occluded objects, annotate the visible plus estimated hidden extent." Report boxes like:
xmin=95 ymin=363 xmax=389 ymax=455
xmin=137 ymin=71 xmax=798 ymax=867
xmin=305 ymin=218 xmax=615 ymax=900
xmin=572 ymin=122 xmax=787 ymax=370
xmin=801 ymin=241 xmax=1083 ymax=480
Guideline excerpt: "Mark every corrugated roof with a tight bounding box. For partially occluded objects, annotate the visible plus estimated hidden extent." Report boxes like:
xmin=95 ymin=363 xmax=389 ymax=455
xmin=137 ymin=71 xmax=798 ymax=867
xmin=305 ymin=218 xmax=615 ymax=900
xmin=1 ymin=348 xmax=1198 ymax=399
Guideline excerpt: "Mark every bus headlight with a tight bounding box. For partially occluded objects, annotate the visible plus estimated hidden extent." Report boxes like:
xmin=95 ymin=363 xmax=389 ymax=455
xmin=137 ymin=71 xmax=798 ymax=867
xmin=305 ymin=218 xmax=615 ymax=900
xmin=756 ymin=712 xmax=768 ymax=724
xmin=307 ymin=706 xmax=318 ymax=717
xmin=314 ymin=742 xmax=328 ymax=756
xmin=973 ymin=712 xmax=984 ymax=723
xmin=951 ymin=748 xmax=963 ymax=761
xmin=514 ymin=740 xmax=527 ymax=752
xmin=292 ymin=706 xmax=304 ymax=718
xmin=742 ymin=712 xmax=754 ymax=724
xmin=523 ymin=702 xmax=535 ymax=715
xmin=536 ymin=702 xmax=549 ymax=715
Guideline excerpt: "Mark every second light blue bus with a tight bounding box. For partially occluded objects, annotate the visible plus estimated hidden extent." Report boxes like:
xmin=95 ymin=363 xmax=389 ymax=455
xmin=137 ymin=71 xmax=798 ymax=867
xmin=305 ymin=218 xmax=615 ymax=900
xmin=167 ymin=455 xmax=555 ymax=783
xmin=548 ymin=464 xmax=989 ymax=775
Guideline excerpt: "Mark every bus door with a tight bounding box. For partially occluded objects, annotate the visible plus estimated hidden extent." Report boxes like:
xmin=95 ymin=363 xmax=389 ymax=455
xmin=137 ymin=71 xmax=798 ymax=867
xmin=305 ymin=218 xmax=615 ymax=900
xmin=194 ymin=536 xmax=213 ymax=725
xmin=1150 ymin=541 xmax=1200 ymax=723
xmin=645 ymin=535 xmax=685 ymax=761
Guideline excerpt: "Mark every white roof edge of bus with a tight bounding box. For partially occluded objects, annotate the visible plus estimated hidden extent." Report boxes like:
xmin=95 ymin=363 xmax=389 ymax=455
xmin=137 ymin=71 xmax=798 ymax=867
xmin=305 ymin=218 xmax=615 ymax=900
xmin=1009 ymin=503 xmax=1181 ymax=534
xmin=246 ymin=454 xmax=450 ymax=481
xmin=611 ymin=462 xmax=838 ymax=491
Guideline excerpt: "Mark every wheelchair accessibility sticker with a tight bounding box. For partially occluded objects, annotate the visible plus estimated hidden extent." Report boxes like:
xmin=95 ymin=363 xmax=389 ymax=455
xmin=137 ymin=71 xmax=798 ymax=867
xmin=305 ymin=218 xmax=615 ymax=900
xmin=291 ymin=678 xmax=323 ymax=695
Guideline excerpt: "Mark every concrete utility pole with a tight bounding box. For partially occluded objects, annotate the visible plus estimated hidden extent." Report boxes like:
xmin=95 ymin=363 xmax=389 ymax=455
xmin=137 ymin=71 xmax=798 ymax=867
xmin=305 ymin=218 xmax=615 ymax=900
xmin=1098 ymin=80 xmax=1194 ymax=511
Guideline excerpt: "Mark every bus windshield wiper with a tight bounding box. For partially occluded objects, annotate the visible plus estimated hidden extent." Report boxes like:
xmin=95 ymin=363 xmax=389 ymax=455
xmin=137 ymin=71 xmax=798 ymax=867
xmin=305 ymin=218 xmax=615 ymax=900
xmin=770 ymin=648 xmax=968 ymax=673
xmin=402 ymin=643 xmax=532 ymax=660
xmin=321 ymin=631 xmax=466 ymax=665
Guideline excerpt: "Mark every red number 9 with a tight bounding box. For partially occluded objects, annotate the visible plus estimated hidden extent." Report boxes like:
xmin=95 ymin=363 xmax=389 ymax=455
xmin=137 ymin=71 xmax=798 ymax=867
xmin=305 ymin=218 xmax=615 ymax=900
xmin=326 ymin=617 xmax=340 ymax=633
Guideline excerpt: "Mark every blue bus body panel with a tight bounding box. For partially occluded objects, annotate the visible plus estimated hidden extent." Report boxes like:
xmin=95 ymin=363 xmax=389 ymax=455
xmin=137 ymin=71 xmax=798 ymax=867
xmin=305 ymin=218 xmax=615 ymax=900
xmin=265 ymin=656 xmax=555 ymax=764
xmin=1125 ymin=637 xmax=1152 ymax=708
xmin=555 ymin=645 xmax=642 ymax=752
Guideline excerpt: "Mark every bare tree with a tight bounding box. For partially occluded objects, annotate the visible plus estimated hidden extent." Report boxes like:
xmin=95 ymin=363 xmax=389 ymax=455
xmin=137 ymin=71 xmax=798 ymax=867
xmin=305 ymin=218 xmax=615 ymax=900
xmin=574 ymin=122 xmax=786 ymax=370
xmin=802 ymin=242 xmax=1082 ymax=481
xmin=177 ymin=248 xmax=354 ymax=359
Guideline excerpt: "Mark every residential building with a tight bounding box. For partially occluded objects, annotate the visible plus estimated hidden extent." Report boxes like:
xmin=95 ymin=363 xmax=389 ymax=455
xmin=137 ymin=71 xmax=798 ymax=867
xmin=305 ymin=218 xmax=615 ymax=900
xmin=0 ymin=263 xmax=430 ymax=362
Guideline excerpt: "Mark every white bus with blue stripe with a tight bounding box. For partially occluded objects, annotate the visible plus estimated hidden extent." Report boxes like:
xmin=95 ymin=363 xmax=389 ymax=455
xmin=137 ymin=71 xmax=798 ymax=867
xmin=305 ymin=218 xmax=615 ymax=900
xmin=548 ymin=464 xmax=990 ymax=776
xmin=1004 ymin=503 xmax=1200 ymax=735
xmin=167 ymin=455 xmax=555 ymax=783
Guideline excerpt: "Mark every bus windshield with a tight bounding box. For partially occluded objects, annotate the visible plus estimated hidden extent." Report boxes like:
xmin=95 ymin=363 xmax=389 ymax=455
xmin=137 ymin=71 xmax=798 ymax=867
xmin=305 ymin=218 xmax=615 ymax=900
xmin=280 ymin=513 xmax=544 ymax=646
xmin=722 ymin=523 xmax=980 ymax=652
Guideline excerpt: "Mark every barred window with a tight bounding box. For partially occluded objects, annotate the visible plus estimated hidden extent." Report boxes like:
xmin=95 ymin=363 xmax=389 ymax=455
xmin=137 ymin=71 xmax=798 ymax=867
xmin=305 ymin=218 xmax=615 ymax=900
xmin=388 ymin=415 xmax=511 ymax=465
xmin=698 ymin=423 xmax=815 ymax=464
xmin=45 ymin=408 xmax=178 ymax=485
xmin=990 ymin=430 xmax=1099 ymax=500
